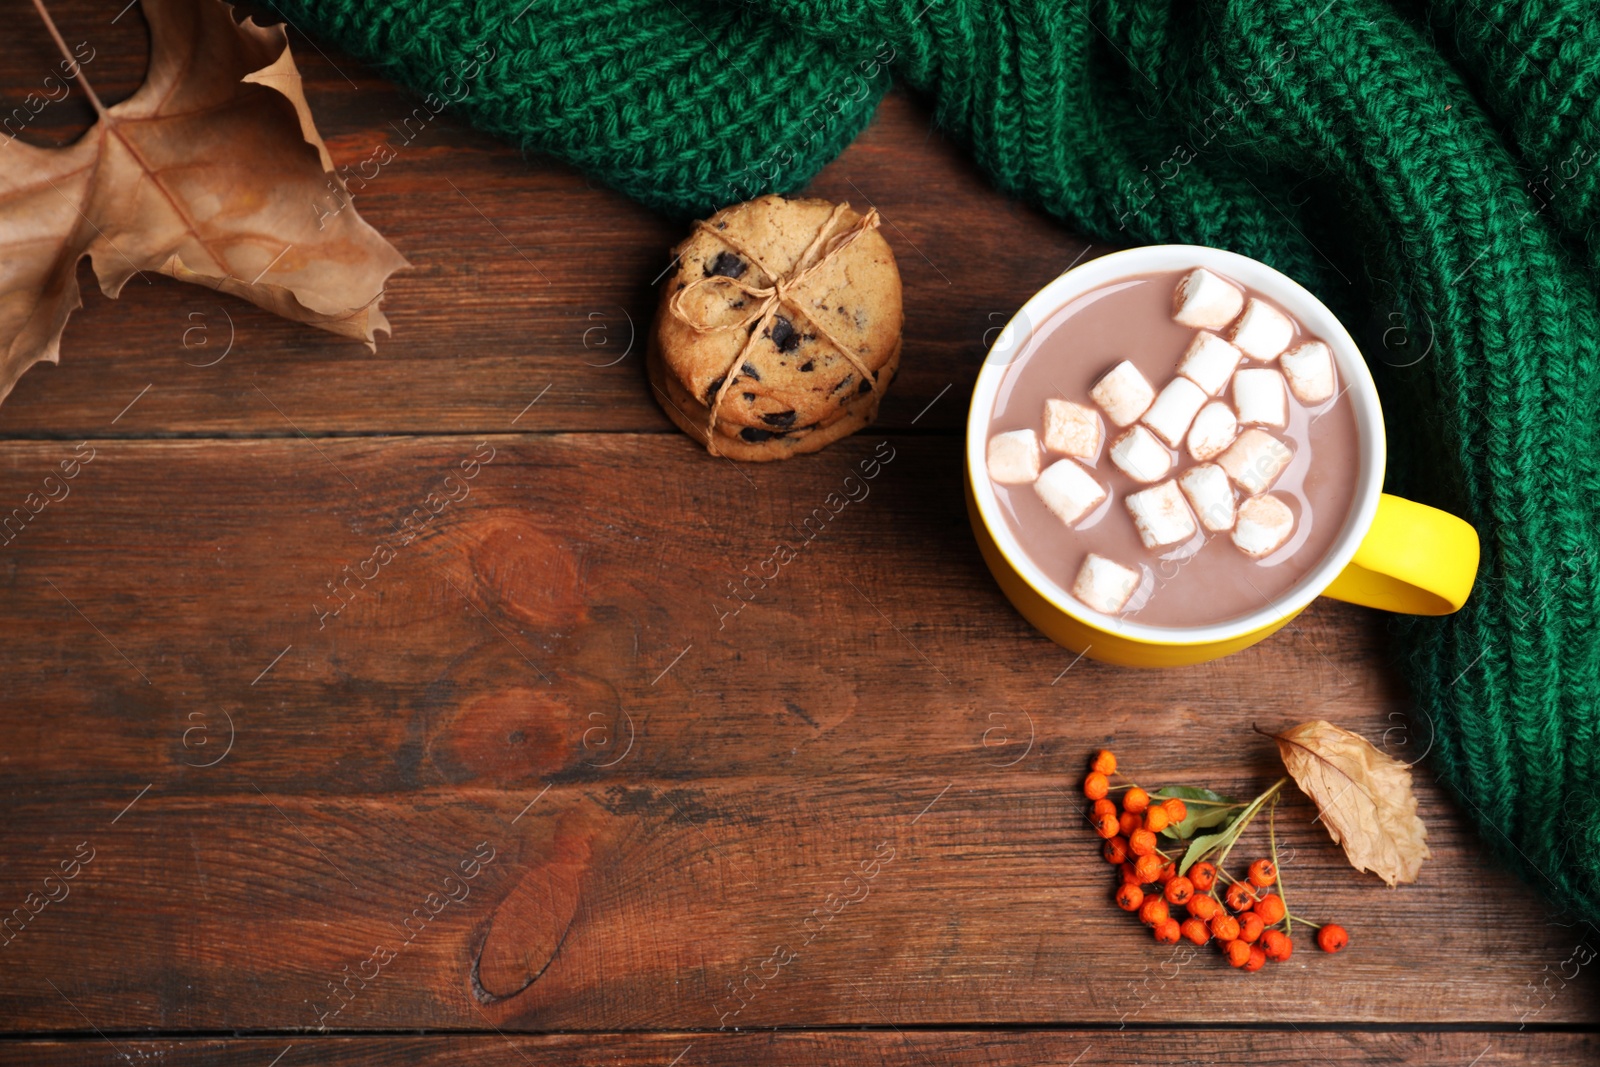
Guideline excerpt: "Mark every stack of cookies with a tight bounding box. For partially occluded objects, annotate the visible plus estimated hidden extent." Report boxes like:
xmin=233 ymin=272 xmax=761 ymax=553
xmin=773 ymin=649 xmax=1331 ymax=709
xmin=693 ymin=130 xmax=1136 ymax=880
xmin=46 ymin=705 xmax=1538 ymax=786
xmin=649 ymin=195 xmax=903 ymax=461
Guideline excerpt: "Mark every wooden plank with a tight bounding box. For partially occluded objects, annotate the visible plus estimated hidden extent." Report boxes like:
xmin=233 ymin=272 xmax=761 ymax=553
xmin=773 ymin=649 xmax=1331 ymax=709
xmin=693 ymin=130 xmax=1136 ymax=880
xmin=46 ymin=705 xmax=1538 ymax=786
xmin=2 ymin=1031 xmax=1598 ymax=1067
xmin=0 ymin=13 xmax=1095 ymax=438
xmin=0 ymin=434 xmax=1595 ymax=1030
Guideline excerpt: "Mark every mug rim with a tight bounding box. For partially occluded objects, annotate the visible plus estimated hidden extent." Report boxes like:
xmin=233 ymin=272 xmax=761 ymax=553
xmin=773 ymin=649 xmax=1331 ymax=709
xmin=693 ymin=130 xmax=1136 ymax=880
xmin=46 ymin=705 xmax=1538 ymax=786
xmin=966 ymin=244 xmax=1387 ymax=647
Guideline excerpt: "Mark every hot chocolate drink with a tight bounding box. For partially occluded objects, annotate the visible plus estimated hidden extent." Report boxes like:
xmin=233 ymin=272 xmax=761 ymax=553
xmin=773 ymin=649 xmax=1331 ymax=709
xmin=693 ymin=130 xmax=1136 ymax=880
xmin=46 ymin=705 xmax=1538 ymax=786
xmin=984 ymin=267 xmax=1359 ymax=628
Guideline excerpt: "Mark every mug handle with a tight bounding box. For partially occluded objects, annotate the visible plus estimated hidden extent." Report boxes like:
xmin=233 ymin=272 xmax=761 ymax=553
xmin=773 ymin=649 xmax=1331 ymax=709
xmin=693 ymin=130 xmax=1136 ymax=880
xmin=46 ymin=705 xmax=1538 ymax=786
xmin=1322 ymin=494 xmax=1480 ymax=615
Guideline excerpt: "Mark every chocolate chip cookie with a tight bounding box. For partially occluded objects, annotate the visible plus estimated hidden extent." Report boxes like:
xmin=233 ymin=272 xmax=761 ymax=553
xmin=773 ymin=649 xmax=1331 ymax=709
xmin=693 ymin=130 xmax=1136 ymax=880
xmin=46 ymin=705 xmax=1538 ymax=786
xmin=650 ymin=194 xmax=903 ymax=460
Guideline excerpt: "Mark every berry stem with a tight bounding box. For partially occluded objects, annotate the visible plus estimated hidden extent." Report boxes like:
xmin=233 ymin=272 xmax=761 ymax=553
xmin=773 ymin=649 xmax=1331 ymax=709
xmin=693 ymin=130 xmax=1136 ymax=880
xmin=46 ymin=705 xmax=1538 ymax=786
xmin=1108 ymin=779 xmax=1242 ymax=808
xmin=1269 ymin=795 xmax=1289 ymax=940
xmin=1283 ymin=911 xmax=1323 ymax=929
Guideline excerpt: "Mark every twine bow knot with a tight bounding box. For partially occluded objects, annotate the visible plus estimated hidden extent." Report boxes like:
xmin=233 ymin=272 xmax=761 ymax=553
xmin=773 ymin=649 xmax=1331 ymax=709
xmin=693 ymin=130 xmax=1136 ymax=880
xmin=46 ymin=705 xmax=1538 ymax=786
xmin=668 ymin=203 xmax=885 ymax=453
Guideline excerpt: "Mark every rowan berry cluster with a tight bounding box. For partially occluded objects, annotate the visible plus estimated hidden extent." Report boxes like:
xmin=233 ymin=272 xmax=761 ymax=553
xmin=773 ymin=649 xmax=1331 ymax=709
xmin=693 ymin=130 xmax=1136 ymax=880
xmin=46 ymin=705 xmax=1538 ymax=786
xmin=1086 ymin=749 xmax=1349 ymax=969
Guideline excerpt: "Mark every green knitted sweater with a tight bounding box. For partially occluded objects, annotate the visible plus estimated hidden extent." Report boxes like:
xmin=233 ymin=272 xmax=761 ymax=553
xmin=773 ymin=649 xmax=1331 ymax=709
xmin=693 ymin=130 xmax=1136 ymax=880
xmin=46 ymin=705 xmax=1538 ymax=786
xmin=276 ymin=0 xmax=1600 ymax=913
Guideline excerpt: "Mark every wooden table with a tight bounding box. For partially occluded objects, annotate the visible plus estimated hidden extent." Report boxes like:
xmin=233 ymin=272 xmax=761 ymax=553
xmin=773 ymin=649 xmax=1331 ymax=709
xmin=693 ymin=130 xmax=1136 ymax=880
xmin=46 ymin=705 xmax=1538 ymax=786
xmin=4 ymin=7 xmax=1598 ymax=1064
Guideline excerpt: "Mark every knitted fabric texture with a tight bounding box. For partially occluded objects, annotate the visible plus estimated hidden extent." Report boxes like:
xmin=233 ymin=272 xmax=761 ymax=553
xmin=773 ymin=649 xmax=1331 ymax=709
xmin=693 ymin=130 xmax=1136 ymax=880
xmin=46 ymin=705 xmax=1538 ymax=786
xmin=275 ymin=0 xmax=1600 ymax=914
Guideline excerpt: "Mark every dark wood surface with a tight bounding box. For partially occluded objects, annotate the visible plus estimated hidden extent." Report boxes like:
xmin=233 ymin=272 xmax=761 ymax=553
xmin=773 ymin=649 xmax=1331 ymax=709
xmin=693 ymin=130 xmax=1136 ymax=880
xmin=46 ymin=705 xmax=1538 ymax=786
xmin=2 ymin=5 xmax=1598 ymax=1064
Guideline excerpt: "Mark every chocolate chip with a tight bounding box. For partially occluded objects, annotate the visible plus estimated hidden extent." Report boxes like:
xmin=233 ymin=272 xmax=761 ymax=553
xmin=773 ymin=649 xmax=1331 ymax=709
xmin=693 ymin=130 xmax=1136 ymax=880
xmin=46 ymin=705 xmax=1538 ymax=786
xmin=768 ymin=315 xmax=800 ymax=353
xmin=703 ymin=375 xmax=725 ymax=405
xmin=832 ymin=375 xmax=854 ymax=394
xmin=730 ymin=298 xmax=745 ymax=309
xmin=799 ymin=361 xmax=815 ymax=372
xmin=743 ymin=392 xmax=756 ymax=402
xmin=740 ymin=427 xmax=780 ymax=442
xmin=762 ymin=410 xmax=797 ymax=428
xmin=857 ymin=378 xmax=872 ymax=394
xmin=740 ymin=361 xmax=762 ymax=382
xmin=706 ymin=251 xmax=747 ymax=279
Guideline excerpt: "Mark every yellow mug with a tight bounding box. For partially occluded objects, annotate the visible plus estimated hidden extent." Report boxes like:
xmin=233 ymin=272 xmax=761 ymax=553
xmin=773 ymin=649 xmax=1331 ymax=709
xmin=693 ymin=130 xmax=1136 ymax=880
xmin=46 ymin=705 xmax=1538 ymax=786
xmin=965 ymin=245 xmax=1480 ymax=668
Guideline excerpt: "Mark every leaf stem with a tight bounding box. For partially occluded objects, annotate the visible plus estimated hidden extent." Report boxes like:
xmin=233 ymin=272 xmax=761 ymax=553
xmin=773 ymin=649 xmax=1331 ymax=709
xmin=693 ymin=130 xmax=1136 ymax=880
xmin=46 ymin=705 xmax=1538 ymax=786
xmin=1211 ymin=777 xmax=1288 ymax=874
xmin=29 ymin=0 xmax=107 ymax=116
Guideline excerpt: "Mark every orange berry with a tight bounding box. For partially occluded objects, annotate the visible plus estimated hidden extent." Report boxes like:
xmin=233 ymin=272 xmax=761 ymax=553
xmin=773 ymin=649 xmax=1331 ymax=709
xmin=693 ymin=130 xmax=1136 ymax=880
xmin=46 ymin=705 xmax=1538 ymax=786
xmin=1225 ymin=882 xmax=1257 ymax=912
xmin=1144 ymin=806 xmax=1171 ymax=833
xmin=1317 ymin=924 xmax=1349 ymax=953
xmin=1253 ymin=893 xmax=1286 ymax=925
xmin=1134 ymin=853 xmax=1164 ymax=883
xmin=1115 ymin=883 xmax=1144 ymax=912
xmin=1243 ymin=945 xmax=1267 ymax=972
xmin=1138 ymin=897 xmax=1169 ymax=927
xmin=1189 ymin=862 xmax=1217 ymax=892
xmin=1180 ymin=917 xmax=1211 ymax=946
xmin=1103 ymin=836 xmax=1129 ymax=864
xmin=1162 ymin=797 xmax=1188 ymax=823
xmin=1153 ymin=917 xmax=1181 ymax=944
xmin=1118 ymin=811 xmax=1142 ymax=837
xmin=1224 ymin=939 xmax=1252 ymax=967
xmin=1262 ymin=929 xmax=1293 ymax=961
xmin=1209 ymin=914 xmax=1240 ymax=942
xmin=1091 ymin=750 xmax=1117 ymax=775
xmin=1156 ymin=861 xmax=1177 ymax=884
xmin=1091 ymin=798 xmax=1117 ymax=819
xmin=1123 ymin=787 xmax=1150 ymax=814
xmin=1083 ymin=772 xmax=1110 ymax=800
xmin=1128 ymin=829 xmax=1158 ymax=857
xmin=1164 ymin=876 xmax=1195 ymax=906
xmin=1237 ymin=911 xmax=1265 ymax=944
xmin=1119 ymin=861 xmax=1140 ymax=884
xmin=1093 ymin=811 xmax=1120 ymax=839
xmin=1248 ymin=859 xmax=1277 ymax=888
xmin=1187 ymin=894 xmax=1220 ymax=921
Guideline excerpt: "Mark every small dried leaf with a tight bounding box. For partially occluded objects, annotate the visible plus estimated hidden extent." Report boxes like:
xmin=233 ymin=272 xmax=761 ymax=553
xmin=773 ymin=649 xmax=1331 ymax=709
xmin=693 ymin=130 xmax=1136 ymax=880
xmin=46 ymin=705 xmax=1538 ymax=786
xmin=0 ymin=0 xmax=408 ymax=407
xmin=1273 ymin=720 xmax=1430 ymax=886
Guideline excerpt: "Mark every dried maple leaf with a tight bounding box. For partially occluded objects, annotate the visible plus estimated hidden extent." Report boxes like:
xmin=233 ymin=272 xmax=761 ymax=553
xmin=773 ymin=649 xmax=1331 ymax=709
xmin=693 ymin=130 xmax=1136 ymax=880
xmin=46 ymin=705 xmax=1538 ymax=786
xmin=1271 ymin=720 xmax=1431 ymax=886
xmin=0 ymin=0 xmax=408 ymax=406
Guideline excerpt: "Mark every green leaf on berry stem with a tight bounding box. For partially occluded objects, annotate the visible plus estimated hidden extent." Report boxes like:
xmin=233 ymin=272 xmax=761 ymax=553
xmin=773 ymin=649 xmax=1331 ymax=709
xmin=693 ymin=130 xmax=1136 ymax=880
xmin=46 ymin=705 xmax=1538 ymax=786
xmin=1179 ymin=826 xmax=1237 ymax=876
xmin=1154 ymin=785 xmax=1240 ymax=839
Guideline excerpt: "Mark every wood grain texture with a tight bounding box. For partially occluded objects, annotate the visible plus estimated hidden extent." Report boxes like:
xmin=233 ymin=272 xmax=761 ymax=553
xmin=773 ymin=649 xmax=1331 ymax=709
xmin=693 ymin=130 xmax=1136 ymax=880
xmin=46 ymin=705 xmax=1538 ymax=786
xmin=0 ymin=435 xmax=1596 ymax=1033
xmin=3 ymin=1032 xmax=1599 ymax=1067
xmin=1 ymin=1 xmax=1596 ymax=1058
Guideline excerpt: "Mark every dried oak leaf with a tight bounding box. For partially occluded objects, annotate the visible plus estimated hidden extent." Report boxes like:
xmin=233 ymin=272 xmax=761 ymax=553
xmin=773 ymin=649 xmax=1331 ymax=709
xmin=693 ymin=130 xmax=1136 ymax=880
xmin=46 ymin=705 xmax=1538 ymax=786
xmin=1273 ymin=720 xmax=1431 ymax=886
xmin=0 ymin=0 xmax=408 ymax=406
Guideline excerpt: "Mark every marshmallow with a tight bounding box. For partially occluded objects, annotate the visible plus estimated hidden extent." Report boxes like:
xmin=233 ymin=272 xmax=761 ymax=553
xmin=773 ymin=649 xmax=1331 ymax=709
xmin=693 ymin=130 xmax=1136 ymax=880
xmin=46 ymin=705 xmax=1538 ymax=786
xmin=1281 ymin=340 xmax=1337 ymax=404
xmin=1091 ymin=360 xmax=1156 ymax=427
xmin=1125 ymin=479 xmax=1198 ymax=549
xmin=1042 ymin=398 xmax=1103 ymax=460
xmin=1141 ymin=376 xmax=1208 ymax=448
xmin=1178 ymin=462 xmax=1237 ymax=532
xmin=1232 ymin=368 xmax=1289 ymax=428
xmin=1187 ymin=401 xmax=1240 ymax=462
xmin=986 ymin=429 xmax=1042 ymax=485
xmin=1229 ymin=298 xmax=1295 ymax=362
xmin=1034 ymin=458 xmax=1106 ymax=528
xmin=1176 ymin=331 xmax=1243 ymax=396
xmin=1109 ymin=425 xmax=1173 ymax=483
xmin=1172 ymin=267 xmax=1246 ymax=331
xmin=1232 ymin=493 xmax=1296 ymax=558
xmin=1071 ymin=552 xmax=1142 ymax=615
xmin=1216 ymin=428 xmax=1294 ymax=494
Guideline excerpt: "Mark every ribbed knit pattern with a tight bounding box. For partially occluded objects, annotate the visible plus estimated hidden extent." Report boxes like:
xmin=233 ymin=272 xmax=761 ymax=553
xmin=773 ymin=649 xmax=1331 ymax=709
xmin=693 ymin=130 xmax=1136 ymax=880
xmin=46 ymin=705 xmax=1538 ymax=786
xmin=276 ymin=0 xmax=1600 ymax=914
